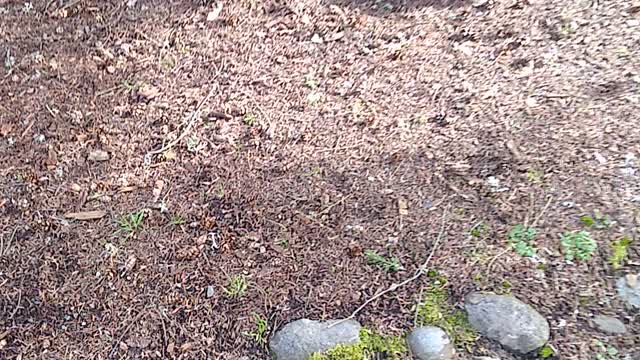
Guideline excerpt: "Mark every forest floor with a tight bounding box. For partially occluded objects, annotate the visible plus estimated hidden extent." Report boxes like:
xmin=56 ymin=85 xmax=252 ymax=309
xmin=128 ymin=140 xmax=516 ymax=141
xmin=1 ymin=0 xmax=639 ymax=359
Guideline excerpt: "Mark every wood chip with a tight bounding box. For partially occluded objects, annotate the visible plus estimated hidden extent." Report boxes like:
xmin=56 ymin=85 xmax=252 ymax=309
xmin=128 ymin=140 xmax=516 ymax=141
xmin=398 ymin=198 xmax=409 ymax=216
xmin=64 ymin=210 xmax=107 ymax=220
xmin=88 ymin=149 xmax=110 ymax=162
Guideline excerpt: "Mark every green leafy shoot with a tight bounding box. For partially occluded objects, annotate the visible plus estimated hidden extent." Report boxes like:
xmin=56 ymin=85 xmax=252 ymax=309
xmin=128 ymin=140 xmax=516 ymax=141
xmin=224 ymin=275 xmax=248 ymax=297
xmin=243 ymin=113 xmax=257 ymax=126
xmin=170 ymin=215 xmax=186 ymax=226
xmin=581 ymin=210 xmax=612 ymax=229
xmin=561 ymin=231 xmax=597 ymax=261
xmin=304 ymin=75 xmax=318 ymax=89
xmin=243 ymin=313 xmax=268 ymax=345
xmin=507 ymin=224 xmax=537 ymax=257
xmin=364 ymin=250 xmax=402 ymax=273
xmin=609 ymin=236 xmax=632 ymax=270
xmin=539 ymin=345 xmax=554 ymax=358
xmin=117 ymin=210 xmax=145 ymax=236
xmin=470 ymin=222 xmax=490 ymax=238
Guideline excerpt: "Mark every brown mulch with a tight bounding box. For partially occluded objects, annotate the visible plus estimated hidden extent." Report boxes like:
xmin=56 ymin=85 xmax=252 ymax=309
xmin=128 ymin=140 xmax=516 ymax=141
xmin=1 ymin=0 xmax=639 ymax=358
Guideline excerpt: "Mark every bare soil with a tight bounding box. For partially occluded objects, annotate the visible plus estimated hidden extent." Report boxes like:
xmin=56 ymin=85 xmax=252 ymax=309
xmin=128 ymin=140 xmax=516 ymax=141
xmin=1 ymin=0 xmax=639 ymax=359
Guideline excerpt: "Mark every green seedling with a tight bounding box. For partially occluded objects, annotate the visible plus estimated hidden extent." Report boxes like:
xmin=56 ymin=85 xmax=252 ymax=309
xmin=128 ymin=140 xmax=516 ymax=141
xmin=243 ymin=313 xmax=268 ymax=345
xmin=170 ymin=215 xmax=186 ymax=226
xmin=117 ymin=210 xmax=145 ymax=236
xmin=561 ymin=230 xmax=596 ymax=261
xmin=224 ymin=275 xmax=248 ymax=297
xmin=580 ymin=210 xmax=612 ymax=229
xmin=304 ymin=75 xmax=318 ymax=89
xmin=609 ymin=236 xmax=632 ymax=270
xmin=507 ymin=224 xmax=537 ymax=257
xmin=470 ymin=222 xmax=490 ymax=238
xmin=539 ymin=345 xmax=554 ymax=358
xmin=364 ymin=250 xmax=402 ymax=273
xmin=243 ymin=113 xmax=257 ymax=126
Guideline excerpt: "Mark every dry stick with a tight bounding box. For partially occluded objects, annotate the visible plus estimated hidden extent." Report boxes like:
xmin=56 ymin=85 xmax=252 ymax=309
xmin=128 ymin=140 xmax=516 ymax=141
xmin=531 ymin=195 xmax=553 ymax=228
xmin=330 ymin=206 xmax=450 ymax=328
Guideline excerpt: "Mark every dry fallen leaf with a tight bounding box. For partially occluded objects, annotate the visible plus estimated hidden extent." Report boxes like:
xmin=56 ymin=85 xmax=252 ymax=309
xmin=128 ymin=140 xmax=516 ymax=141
xmin=138 ymin=84 xmax=161 ymax=100
xmin=64 ymin=210 xmax=107 ymax=220
xmin=123 ymin=254 xmax=137 ymax=273
xmin=152 ymin=180 xmax=164 ymax=202
xmin=206 ymin=2 xmax=223 ymax=22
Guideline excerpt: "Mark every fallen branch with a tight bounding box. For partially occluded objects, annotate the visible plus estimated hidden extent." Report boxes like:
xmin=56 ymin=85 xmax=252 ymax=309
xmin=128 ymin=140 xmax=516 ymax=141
xmin=330 ymin=206 xmax=450 ymax=327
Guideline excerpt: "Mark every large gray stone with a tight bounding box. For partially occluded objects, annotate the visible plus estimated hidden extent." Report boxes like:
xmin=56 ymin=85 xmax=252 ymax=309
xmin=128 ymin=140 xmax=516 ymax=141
xmin=464 ymin=293 xmax=549 ymax=354
xmin=616 ymin=274 xmax=640 ymax=308
xmin=592 ymin=315 xmax=627 ymax=334
xmin=269 ymin=319 xmax=361 ymax=360
xmin=407 ymin=326 xmax=455 ymax=360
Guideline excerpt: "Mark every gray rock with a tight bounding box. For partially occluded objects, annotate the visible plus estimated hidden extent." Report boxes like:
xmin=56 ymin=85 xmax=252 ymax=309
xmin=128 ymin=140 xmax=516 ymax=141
xmin=464 ymin=293 xmax=549 ymax=354
xmin=592 ymin=315 xmax=626 ymax=334
xmin=616 ymin=274 xmax=640 ymax=308
xmin=206 ymin=285 xmax=215 ymax=298
xmin=407 ymin=326 xmax=455 ymax=360
xmin=269 ymin=319 xmax=361 ymax=360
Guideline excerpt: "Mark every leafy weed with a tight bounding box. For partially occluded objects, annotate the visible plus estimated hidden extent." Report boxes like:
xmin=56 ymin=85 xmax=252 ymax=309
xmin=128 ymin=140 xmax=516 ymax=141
xmin=243 ymin=313 xmax=268 ymax=346
xmin=561 ymin=230 xmax=596 ymax=261
xmin=507 ymin=224 xmax=537 ymax=257
xmin=609 ymin=236 xmax=632 ymax=270
xmin=117 ymin=210 xmax=145 ymax=236
xmin=364 ymin=250 xmax=402 ymax=273
xmin=224 ymin=275 xmax=248 ymax=297
xmin=310 ymin=328 xmax=407 ymax=360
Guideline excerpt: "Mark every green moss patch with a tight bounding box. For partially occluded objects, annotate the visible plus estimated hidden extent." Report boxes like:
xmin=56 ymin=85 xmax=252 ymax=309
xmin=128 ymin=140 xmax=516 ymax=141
xmin=309 ymin=328 xmax=407 ymax=360
xmin=415 ymin=280 xmax=478 ymax=348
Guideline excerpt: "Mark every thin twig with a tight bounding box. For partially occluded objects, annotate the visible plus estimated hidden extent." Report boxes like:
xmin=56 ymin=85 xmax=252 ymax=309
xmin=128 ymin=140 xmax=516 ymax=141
xmin=317 ymin=194 xmax=353 ymax=216
xmin=330 ymin=206 xmax=450 ymax=327
xmin=531 ymin=195 xmax=553 ymax=228
xmin=144 ymin=87 xmax=216 ymax=160
xmin=108 ymin=310 xmax=146 ymax=358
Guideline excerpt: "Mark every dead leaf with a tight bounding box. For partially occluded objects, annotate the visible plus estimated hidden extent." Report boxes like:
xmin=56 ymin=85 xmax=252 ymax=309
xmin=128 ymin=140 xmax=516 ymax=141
xmin=123 ymin=254 xmax=137 ymax=273
xmin=138 ymin=84 xmax=161 ymax=100
xmin=0 ymin=123 xmax=13 ymax=137
xmin=180 ymin=342 xmax=195 ymax=352
xmin=152 ymin=180 xmax=164 ymax=202
xmin=118 ymin=186 xmax=136 ymax=193
xmin=162 ymin=149 xmax=177 ymax=161
xmin=64 ymin=210 xmax=107 ymax=220
xmin=206 ymin=2 xmax=223 ymax=22
xmin=398 ymin=198 xmax=409 ymax=216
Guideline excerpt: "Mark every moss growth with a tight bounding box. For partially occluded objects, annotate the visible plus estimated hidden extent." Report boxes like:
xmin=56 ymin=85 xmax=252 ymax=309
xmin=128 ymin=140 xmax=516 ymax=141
xmin=415 ymin=281 xmax=478 ymax=348
xmin=309 ymin=328 xmax=407 ymax=360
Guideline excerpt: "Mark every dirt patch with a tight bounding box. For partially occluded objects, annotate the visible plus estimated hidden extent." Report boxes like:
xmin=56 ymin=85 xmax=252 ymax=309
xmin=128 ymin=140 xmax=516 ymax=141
xmin=1 ymin=0 xmax=639 ymax=358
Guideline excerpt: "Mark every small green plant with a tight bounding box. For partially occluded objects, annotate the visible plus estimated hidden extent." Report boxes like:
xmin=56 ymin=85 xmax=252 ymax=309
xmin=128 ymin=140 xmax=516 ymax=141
xmin=310 ymin=328 xmax=407 ymax=360
xmin=224 ymin=275 xmax=248 ymax=297
xmin=160 ymin=56 xmax=176 ymax=70
xmin=117 ymin=210 xmax=145 ymax=236
xmin=594 ymin=340 xmax=620 ymax=360
xmin=304 ymin=75 xmax=318 ymax=89
xmin=609 ymin=236 xmax=632 ymax=270
xmin=580 ymin=210 xmax=612 ymax=229
xmin=470 ymin=222 xmax=490 ymax=238
xmin=561 ymin=230 xmax=597 ymax=261
xmin=364 ymin=250 xmax=402 ymax=273
xmin=415 ymin=280 xmax=477 ymax=347
xmin=507 ymin=224 xmax=537 ymax=257
xmin=122 ymin=80 xmax=140 ymax=92
xmin=526 ymin=168 xmax=544 ymax=183
xmin=170 ymin=215 xmax=186 ymax=226
xmin=539 ymin=344 xmax=554 ymax=358
xmin=243 ymin=113 xmax=257 ymax=126
xmin=243 ymin=313 xmax=268 ymax=345
xmin=186 ymin=136 xmax=199 ymax=152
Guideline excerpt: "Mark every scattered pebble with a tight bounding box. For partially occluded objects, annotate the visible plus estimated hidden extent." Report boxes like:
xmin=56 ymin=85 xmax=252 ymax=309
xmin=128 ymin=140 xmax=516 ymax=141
xmin=465 ymin=292 xmax=549 ymax=354
xmin=269 ymin=318 xmax=361 ymax=360
xmin=592 ymin=315 xmax=627 ymax=334
xmin=407 ymin=326 xmax=455 ymax=360
xmin=206 ymin=285 xmax=215 ymax=298
xmin=616 ymin=274 xmax=640 ymax=308
xmin=88 ymin=149 xmax=110 ymax=162
xmin=311 ymin=33 xmax=323 ymax=44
